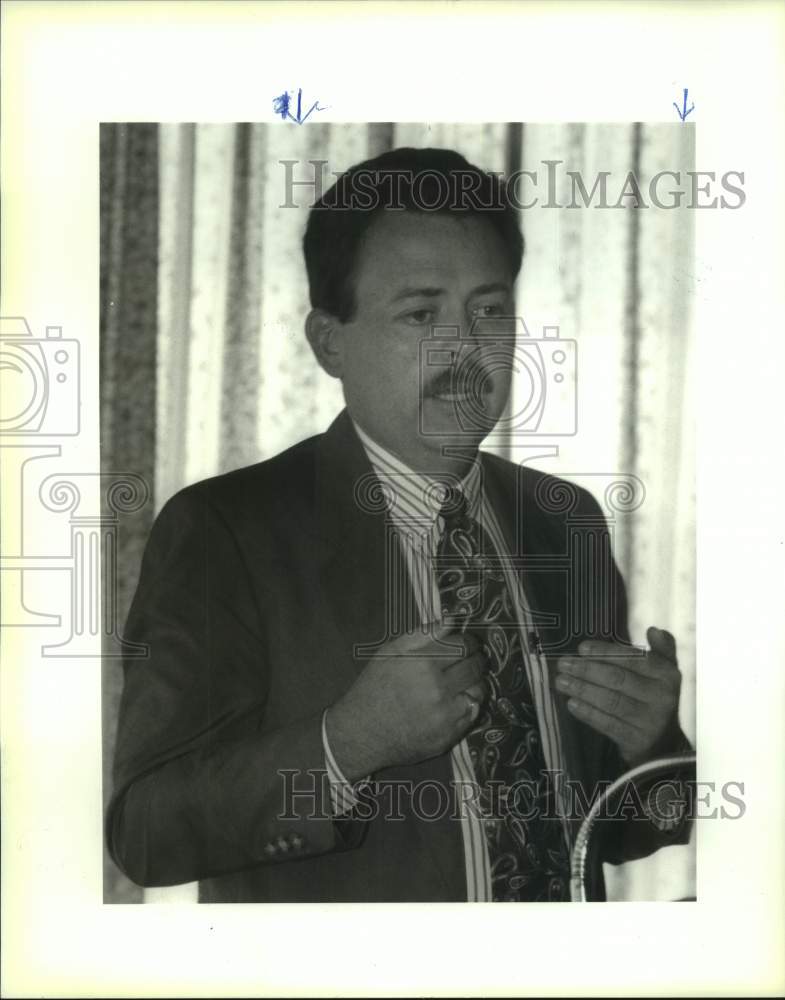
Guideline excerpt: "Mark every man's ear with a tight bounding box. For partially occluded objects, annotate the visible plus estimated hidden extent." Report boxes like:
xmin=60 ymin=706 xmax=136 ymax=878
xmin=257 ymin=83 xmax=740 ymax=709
xmin=305 ymin=309 xmax=344 ymax=379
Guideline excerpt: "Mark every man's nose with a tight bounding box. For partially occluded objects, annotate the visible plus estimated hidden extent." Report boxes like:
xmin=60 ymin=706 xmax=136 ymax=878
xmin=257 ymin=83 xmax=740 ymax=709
xmin=431 ymin=308 xmax=483 ymax=348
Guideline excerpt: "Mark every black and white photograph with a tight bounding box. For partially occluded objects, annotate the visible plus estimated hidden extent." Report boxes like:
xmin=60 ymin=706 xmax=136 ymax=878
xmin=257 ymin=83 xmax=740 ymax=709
xmin=101 ymin=122 xmax=699 ymax=905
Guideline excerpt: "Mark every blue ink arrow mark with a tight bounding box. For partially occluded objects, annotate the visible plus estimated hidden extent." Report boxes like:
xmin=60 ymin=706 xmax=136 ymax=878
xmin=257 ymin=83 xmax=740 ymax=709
xmin=273 ymin=88 xmax=328 ymax=125
xmin=673 ymin=87 xmax=695 ymax=121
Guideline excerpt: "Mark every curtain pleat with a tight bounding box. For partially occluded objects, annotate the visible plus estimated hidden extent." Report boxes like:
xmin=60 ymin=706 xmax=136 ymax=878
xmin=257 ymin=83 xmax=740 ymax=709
xmin=367 ymin=122 xmax=395 ymax=158
xmin=100 ymin=123 xmax=159 ymax=904
xmin=102 ymin=122 xmax=696 ymax=903
xmin=184 ymin=125 xmax=236 ymax=485
xmin=219 ymin=123 xmax=265 ymax=474
xmin=619 ymin=122 xmax=644 ymax=584
xmin=156 ymin=123 xmax=195 ymax=511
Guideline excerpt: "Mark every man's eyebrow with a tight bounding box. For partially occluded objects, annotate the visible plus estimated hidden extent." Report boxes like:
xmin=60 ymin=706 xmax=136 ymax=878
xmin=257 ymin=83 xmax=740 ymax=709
xmin=389 ymin=287 xmax=445 ymax=303
xmin=468 ymin=282 xmax=512 ymax=297
xmin=388 ymin=282 xmax=511 ymax=304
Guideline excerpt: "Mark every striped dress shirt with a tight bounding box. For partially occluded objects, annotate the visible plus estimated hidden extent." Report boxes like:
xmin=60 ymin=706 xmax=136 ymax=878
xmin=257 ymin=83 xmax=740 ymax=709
xmin=323 ymin=421 xmax=570 ymax=901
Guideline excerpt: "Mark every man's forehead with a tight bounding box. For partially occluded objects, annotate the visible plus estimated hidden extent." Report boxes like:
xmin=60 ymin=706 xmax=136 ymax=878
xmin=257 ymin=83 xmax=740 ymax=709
xmin=389 ymin=282 xmax=511 ymax=304
xmin=355 ymin=211 xmax=512 ymax=291
xmin=361 ymin=208 xmax=498 ymax=247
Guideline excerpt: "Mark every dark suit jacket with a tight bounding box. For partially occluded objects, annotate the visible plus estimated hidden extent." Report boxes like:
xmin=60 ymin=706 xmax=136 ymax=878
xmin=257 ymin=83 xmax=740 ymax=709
xmin=108 ymin=410 xmax=688 ymax=902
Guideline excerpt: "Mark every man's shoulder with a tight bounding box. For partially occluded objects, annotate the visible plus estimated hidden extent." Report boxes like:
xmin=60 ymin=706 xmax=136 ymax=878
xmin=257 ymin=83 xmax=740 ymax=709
xmin=160 ymin=431 xmax=324 ymax=524
xmin=480 ymin=451 xmax=605 ymax=521
xmin=480 ymin=450 xmax=543 ymax=490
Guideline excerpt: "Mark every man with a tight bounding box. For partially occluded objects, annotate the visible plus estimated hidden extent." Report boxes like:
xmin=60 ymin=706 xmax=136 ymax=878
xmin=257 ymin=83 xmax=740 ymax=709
xmin=108 ymin=147 xmax=691 ymax=902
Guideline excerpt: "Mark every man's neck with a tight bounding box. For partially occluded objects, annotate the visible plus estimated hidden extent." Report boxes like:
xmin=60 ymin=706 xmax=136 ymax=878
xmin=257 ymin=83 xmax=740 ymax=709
xmin=350 ymin=417 xmax=480 ymax=483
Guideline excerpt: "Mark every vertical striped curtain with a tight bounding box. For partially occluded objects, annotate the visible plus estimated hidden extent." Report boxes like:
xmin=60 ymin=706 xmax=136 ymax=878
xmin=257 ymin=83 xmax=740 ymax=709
xmin=100 ymin=123 xmax=159 ymax=905
xmin=101 ymin=122 xmax=695 ymax=904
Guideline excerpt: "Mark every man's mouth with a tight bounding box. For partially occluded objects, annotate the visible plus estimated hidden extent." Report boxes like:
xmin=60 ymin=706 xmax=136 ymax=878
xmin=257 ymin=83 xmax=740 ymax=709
xmin=431 ymin=388 xmax=472 ymax=402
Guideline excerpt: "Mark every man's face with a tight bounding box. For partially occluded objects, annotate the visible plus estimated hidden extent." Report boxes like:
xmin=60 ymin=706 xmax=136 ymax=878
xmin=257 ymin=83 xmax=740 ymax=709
xmin=335 ymin=211 xmax=516 ymax=474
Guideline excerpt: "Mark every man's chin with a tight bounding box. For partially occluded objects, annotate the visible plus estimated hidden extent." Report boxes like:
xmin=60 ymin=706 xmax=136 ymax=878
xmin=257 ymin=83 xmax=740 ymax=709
xmin=415 ymin=405 xmax=499 ymax=471
xmin=420 ymin=393 xmax=503 ymax=443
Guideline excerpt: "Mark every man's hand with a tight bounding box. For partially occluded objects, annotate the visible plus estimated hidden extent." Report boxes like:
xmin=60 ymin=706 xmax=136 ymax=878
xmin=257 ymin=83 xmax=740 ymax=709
xmin=326 ymin=623 xmax=487 ymax=780
xmin=555 ymin=626 xmax=682 ymax=766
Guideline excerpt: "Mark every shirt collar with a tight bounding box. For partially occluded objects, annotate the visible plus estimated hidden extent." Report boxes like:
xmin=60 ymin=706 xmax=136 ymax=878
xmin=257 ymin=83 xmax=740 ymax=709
xmin=351 ymin=418 xmax=482 ymax=528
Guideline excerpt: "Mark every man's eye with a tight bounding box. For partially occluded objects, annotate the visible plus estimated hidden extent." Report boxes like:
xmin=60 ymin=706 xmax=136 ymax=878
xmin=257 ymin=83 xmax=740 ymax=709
xmin=471 ymin=303 xmax=506 ymax=318
xmin=404 ymin=309 xmax=436 ymax=325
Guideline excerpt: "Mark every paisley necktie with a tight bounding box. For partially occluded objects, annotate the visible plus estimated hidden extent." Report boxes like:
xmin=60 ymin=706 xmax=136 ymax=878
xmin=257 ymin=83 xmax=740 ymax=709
xmin=435 ymin=487 xmax=570 ymax=902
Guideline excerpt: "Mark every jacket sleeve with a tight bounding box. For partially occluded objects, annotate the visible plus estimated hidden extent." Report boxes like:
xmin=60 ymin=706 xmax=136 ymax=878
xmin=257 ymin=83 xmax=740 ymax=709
xmin=106 ymin=486 xmax=356 ymax=888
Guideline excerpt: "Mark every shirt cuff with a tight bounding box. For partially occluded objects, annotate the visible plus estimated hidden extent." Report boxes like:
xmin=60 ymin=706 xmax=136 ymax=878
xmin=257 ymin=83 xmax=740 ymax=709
xmin=321 ymin=709 xmax=371 ymax=817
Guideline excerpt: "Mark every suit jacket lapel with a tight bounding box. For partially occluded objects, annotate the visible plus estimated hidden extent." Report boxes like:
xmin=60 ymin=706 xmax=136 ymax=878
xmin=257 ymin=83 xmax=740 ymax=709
xmin=315 ymin=410 xmax=391 ymax=671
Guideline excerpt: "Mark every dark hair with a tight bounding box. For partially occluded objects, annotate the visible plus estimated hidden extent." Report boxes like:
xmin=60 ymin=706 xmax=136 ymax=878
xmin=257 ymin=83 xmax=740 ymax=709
xmin=303 ymin=147 xmax=524 ymax=322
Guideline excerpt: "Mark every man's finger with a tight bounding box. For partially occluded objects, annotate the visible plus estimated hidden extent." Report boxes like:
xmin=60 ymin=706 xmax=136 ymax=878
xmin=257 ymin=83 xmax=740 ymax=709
xmin=451 ymin=679 xmax=488 ymax=726
xmin=578 ymin=639 xmax=644 ymax=660
xmin=576 ymin=641 xmax=670 ymax=678
xmin=437 ymin=630 xmax=480 ymax=667
xmin=394 ymin=621 xmax=452 ymax=647
xmin=456 ymin=690 xmax=482 ymax=725
xmin=565 ymin=696 xmax=643 ymax=745
xmin=647 ymin=626 xmax=678 ymax=664
xmin=556 ymin=656 xmax=652 ymax=702
xmin=402 ymin=622 xmax=466 ymax=659
xmin=555 ymin=672 xmax=646 ymax=722
xmin=462 ymin=680 xmax=487 ymax=705
xmin=442 ymin=650 xmax=487 ymax=695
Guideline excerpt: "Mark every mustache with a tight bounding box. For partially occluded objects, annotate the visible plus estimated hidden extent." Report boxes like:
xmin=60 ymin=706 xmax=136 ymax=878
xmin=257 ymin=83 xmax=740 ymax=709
xmin=425 ymin=366 xmax=494 ymax=397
